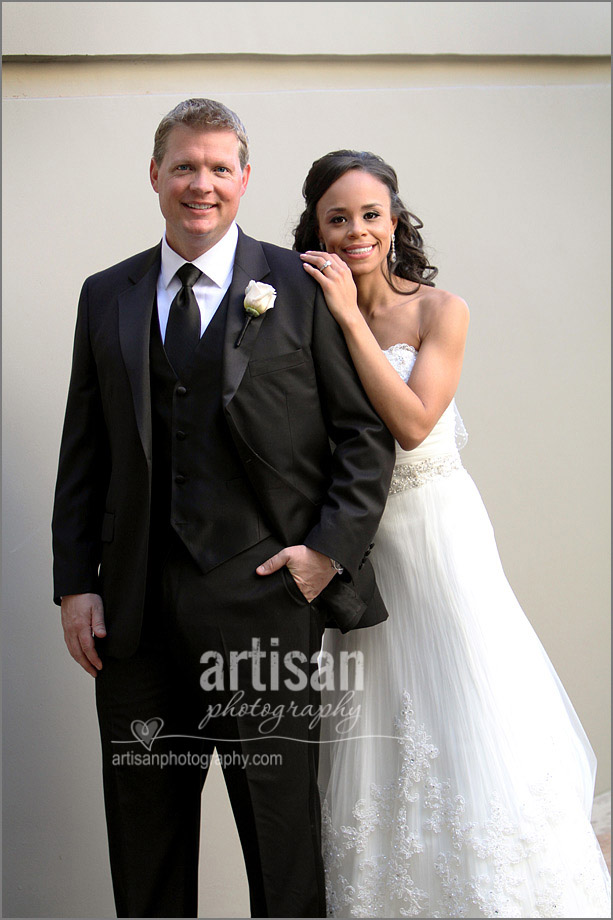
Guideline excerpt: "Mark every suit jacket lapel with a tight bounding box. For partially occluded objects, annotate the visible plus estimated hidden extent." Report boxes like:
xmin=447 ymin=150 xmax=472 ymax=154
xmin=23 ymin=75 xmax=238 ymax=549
xmin=222 ymin=229 xmax=271 ymax=408
xmin=118 ymin=245 xmax=160 ymax=464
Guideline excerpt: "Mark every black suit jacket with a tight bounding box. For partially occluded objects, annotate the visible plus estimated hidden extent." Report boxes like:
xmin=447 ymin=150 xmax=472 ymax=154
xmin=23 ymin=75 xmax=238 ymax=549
xmin=52 ymin=229 xmax=396 ymax=657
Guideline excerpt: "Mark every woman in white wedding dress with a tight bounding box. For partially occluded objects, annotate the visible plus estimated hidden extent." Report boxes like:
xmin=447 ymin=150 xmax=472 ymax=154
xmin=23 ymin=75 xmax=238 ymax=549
xmin=294 ymin=150 xmax=611 ymax=918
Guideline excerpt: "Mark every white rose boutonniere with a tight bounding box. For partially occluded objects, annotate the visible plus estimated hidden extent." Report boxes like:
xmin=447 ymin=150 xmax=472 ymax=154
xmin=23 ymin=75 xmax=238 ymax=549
xmin=235 ymin=280 xmax=277 ymax=347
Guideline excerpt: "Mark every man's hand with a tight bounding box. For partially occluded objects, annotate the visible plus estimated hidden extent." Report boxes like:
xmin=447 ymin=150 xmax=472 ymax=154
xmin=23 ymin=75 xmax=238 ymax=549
xmin=256 ymin=545 xmax=336 ymax=603
xmin=60 ymin=593 xmax=106 ymax=677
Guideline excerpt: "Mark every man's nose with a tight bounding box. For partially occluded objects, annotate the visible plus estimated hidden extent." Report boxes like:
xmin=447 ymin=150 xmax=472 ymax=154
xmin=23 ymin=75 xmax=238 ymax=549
xmin=190 ymin=169 xmax=214 ymax=193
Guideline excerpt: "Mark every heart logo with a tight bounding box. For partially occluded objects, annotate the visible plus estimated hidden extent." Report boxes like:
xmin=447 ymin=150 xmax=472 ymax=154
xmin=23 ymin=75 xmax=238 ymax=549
xmin=130 ymin=718 xmax=164 ymax=750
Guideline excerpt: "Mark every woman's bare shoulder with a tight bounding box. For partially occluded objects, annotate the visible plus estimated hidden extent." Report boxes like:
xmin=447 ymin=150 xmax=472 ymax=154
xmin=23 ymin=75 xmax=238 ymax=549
xmin=418 ymin=287 xmax=469 ymax=339
xmin=419 ymin=286 xmax=469 ymax=312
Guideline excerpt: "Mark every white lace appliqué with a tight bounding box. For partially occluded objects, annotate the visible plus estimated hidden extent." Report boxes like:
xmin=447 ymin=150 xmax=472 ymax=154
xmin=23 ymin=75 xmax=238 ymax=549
xmin=383 ymin=342 xmax=420 ymax=384
xmin=321 ymin=692 xmax=610 ymax=918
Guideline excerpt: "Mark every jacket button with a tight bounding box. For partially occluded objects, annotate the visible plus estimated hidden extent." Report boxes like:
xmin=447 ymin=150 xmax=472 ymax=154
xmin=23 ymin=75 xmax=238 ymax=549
xmin=369 ymin=542 xmax=375 ymax=549
xmin=176 ymin=430 xmax=186 ymax=441
xmin=176 ymin=386 xmax=187 ymax=397
xmin=174 ymin=474 xmax=186 ymax=485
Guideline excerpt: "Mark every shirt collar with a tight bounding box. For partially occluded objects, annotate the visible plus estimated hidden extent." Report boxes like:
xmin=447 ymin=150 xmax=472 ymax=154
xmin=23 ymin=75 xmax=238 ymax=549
xmin=160 ymin=222 xmax=239 ymax=289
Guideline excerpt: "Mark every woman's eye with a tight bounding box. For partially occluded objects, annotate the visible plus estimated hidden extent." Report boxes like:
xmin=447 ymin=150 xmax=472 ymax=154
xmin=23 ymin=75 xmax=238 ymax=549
xmin=330 ymin=216 xmax=346 ymax=224
xmin=364 ymin=211 xmax=380 ymax=220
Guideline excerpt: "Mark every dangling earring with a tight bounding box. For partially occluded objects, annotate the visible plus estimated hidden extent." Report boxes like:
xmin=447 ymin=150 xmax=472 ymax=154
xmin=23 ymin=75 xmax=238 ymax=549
xmin=319 ymin=240 xmax=325 ymax=251
xmin=389 ymin=233 xmax=397 ymax=264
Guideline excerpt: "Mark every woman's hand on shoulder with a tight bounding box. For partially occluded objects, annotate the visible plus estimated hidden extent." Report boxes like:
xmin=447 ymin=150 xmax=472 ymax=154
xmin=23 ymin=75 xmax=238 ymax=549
xmin=300 ymin=251 xmax=361 ymax=330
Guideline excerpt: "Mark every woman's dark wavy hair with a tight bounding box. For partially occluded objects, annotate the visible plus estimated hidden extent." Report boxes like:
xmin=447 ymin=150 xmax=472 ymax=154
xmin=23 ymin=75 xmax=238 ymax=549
xmin=293 ymin=150 xmax=438 ymax=292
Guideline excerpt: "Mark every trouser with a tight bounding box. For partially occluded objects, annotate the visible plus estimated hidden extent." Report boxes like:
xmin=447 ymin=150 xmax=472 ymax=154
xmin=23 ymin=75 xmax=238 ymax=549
xmin=95 ymin=534 xmax=327 ymax=918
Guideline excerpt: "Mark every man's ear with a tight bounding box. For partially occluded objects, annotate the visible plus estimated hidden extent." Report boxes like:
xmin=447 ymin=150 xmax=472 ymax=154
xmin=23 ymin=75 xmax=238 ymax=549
xmin=240 ymin=163 xmax=251 ymax=197
xmin=149 ymin=158 xmax=159 ymax=193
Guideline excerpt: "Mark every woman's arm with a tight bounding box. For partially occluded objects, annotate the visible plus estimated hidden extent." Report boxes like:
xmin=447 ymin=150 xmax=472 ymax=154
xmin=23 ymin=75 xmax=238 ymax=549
xmin=301 ymin=252 xmax=469 ymax=450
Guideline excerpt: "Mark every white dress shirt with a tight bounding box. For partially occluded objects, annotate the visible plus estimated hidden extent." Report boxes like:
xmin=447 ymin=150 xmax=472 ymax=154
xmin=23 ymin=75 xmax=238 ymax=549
xmin=156 ymin=222 xmax=239 ymax=341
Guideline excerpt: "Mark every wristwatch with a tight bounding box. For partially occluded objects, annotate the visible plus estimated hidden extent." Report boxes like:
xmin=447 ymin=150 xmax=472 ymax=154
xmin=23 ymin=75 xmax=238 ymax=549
xmin=330 ymin=557 xmax=344 ymax=575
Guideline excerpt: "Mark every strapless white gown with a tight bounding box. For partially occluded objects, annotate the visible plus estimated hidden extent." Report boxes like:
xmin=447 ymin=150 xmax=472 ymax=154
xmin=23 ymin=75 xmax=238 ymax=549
xmin=318 ymin=344 xmax=611 ymax=918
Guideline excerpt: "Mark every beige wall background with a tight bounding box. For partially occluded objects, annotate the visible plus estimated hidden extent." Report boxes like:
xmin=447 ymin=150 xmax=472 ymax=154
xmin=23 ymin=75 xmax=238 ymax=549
xmin=2 ymin=2 xmax=610 ymax=917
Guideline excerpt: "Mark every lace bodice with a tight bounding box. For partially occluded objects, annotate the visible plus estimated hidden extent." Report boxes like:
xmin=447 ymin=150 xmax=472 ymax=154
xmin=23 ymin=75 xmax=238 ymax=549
xmin=383 ymin=341 xmax=421 ymax=383
xmin=382 ymin=343 xmax=467 ymax=464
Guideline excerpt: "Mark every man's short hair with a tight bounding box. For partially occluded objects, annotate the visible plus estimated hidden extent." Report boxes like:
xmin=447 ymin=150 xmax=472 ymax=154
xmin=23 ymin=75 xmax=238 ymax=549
xmin=152 ymin=98 xmax=250 ymax=169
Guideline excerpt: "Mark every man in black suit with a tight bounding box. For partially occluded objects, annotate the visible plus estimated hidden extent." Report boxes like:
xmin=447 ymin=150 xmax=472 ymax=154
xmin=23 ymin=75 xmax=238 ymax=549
xmin=52 ymin=98 xmax=394 ymax=918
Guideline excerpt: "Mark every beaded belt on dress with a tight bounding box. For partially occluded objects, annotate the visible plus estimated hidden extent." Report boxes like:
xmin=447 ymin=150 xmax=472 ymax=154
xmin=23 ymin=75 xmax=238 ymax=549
xmin=389 ymin=452 xmax=463 ymax=494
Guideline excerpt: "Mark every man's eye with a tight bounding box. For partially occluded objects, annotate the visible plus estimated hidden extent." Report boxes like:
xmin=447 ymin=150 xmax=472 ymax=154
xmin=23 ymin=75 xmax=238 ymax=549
xmin=215 ymin=166 xmax=230 ymax=173
xmin=176 ymin=165 xmax=190 ymax=171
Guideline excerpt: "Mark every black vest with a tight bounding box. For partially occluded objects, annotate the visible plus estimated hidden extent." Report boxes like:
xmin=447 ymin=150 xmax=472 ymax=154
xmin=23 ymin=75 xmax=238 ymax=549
xmin=149 ymin=292 xmax=270 ymax=573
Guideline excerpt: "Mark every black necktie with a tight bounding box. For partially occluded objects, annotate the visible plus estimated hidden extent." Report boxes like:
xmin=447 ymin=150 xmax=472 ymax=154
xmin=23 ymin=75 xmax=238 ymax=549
xmin=164 ymin=263 xmax=203 ymax=375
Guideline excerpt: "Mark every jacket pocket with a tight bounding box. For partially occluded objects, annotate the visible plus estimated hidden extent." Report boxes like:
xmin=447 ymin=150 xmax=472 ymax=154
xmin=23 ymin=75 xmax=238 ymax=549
xmin=249 ymin=348 xmax=306 ymax=377
xmin=281 ymin=565 xmax=311 ymax=606
xmin=101 ymin=512 xmax=115 ymax=543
